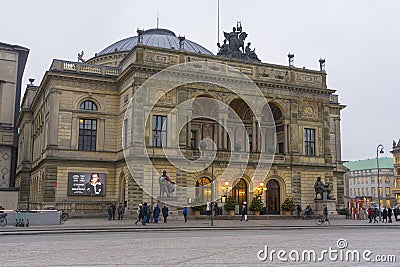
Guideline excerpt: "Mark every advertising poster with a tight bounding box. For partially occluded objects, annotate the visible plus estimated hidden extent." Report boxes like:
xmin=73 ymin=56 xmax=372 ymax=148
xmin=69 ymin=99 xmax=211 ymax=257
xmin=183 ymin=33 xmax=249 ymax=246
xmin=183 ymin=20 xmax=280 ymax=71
xmin=67 ymin=172 xmax=106 ymax=196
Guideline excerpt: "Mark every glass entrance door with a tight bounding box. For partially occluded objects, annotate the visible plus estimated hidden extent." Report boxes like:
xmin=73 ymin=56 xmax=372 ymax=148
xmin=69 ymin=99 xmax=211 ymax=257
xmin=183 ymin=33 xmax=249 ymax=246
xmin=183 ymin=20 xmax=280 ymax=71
xmin=265 ymin=179 xmax=280 ymax=214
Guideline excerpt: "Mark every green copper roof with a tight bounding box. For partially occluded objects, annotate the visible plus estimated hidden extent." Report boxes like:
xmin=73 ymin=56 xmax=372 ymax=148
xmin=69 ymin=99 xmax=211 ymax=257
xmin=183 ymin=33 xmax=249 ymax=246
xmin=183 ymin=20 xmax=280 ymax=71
xmin=343 ymin=157 xmax=394 ymax=171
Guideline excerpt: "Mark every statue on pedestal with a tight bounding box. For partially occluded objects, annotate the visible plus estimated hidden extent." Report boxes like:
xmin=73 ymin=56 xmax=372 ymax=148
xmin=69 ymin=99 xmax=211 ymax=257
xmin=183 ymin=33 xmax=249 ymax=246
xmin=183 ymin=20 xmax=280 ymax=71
xmin=314 ymin=177 xmax=332 ymax=200
xmin=159 ymin=170 xmax=175 ymax=197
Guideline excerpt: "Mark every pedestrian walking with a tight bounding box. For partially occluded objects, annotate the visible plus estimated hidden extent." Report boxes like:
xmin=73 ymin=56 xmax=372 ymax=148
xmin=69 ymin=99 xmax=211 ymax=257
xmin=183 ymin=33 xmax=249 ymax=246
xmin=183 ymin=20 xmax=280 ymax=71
xmin=107 ymin=203 xmax=113 ymax=220
xmin=142 ymin=202 xmax=149 ymax=225
xmin=162 ymin=205 xmax=169 ymax=223
xmin=240 ymin=204 xmax=248 ymax=221
xmin=367 ymin=207 xmax=373 ymax=223
xmin=296 ymin=204 xmax=302 ymax=219
xmin=373 ymin=208 xmax=378 ymax=223
xmin=117 ymin=203 xmax=125 ymax=220
xmin=153 ymin=204 xmax=160 ymax=223
xmin=382 ymin=208 xmax=388 ymax=223
xmin=111 ymin=203 xmax=116 ymax=220
xmin=395 ymin=207 xmax=400 ymax=221
xmin=388 ymin=207 xmax=393 ymax=223
xmin=183 ymin=206 xmax=188 ymax=223
xmin=206 ymin=202 xmax=211 ymax=216
xmin=323 ymin=206 xmax=329 ymax=223
xmin=135 ymin=204 xmax=143 ymax=225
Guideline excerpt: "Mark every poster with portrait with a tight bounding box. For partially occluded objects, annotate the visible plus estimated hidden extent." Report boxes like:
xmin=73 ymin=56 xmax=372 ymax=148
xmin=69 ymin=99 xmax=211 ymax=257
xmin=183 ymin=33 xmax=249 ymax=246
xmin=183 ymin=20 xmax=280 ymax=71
xmin=67 ymin=172 xmax=106 ymax=196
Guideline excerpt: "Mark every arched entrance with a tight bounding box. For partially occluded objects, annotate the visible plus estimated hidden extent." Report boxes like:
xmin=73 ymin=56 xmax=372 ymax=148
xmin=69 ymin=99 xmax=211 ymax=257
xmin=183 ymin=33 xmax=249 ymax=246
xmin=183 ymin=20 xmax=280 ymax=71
xmin=232 ymin=178 xmax=248 ymax=213
xmin=265 ymin=179 xmax=280 ymax=214
xmin=195 ymin=177 xmax=212 ymax=214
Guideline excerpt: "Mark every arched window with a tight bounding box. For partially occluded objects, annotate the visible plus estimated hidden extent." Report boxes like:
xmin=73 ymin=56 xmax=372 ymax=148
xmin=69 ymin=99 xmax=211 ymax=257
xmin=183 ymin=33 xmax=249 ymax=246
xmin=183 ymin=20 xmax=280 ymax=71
xmin=80 ymin=100 xmax=98 ymax=111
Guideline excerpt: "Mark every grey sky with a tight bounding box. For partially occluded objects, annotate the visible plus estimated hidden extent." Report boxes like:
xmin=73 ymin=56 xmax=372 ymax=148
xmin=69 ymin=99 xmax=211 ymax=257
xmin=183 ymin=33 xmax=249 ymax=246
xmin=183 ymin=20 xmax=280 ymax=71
xmin=1 ymin=0 xmax=398 ymax=161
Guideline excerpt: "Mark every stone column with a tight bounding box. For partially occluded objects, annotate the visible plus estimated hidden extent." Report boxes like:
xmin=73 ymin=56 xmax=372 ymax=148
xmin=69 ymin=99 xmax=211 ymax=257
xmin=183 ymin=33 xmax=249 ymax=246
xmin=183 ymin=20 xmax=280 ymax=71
xmin=257 ymin=122 xmax=261 ymax=152
xmin=186 ymin=119 xmax=191 ymax=148
xmin=252 ymin=117 xmax=257 ymax=152
xmin=218 ymin=121 xmax=223 ymax=149
xmin=284 ymin=122 xmax=289 ymax=154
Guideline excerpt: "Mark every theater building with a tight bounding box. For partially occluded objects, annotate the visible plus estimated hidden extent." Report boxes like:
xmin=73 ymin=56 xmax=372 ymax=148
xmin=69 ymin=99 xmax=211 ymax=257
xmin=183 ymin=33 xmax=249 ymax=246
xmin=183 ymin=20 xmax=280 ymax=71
xmin=15 ymin=26 xmax=346 ymax=215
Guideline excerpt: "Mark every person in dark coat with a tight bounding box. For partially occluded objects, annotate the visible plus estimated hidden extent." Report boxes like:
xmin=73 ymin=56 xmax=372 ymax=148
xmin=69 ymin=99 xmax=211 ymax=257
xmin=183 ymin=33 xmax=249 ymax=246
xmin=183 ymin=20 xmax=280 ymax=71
xmin=142 ymin=202 xmax=149 ymax=225
xmin=388 ymin=207 xmax=393 ymax=223
xmin=373 ymin=208 xmax=379 ymax=223
xmin=117 ymin=203 xmax=125 ymax=220
xmin=162 ymin=205 xmax=169 ymax=223
xmin=107 ymin=203 xmax=113 ymax=220
xmin=111 ymin=203 xmax=116 ymax=220
xmin=382 ymin=208 xmax=388 ymax=223
xmin=323 ymin=206 xmax=329 ymax=222
xmin=394 ymin=207 xmax=399 ymax=221
xmin=153 ymin=204 xmax=161 ymax=223
xmin=296 ymin=204 xmax=302 ymax=219
xmin=135 ymin=204 xmax=143 ymax=225
xmin=240 ymin=204 xmax=248 ymax=222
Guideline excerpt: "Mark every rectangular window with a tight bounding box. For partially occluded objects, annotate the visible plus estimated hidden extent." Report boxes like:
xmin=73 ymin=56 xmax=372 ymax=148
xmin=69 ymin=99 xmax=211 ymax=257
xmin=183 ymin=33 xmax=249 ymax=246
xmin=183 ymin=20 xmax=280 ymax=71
xmin=152 ymin=115 xmax=167 ymax=147
xmin=385 ymin=187 xmax=390 ymax=197
xmin=397 ymin=168 xmax=400 ymax=175
xmin=372 ymin=187 xmax=376 ymax=197
xmin=190 ymin=130 xmax=197 ymax=149
xmin=385 ymin=177 xmax=390 ymax=184
xmin=78 ymin=119 xmax=97 ymax=151
xmin=371 ymin=177 xmax=375 ymax=184
xmin=378 ymin=187 xmax=382 ymax=196
xmin=278 ymin=142 xmax=284 ymax=154
xmin=362 ymin=188 xmax=365 ymax=196
xmin=304 ymin=128 xmax=315 ymax=156
xmin=123 ymin=118 xmax=128 ymax=149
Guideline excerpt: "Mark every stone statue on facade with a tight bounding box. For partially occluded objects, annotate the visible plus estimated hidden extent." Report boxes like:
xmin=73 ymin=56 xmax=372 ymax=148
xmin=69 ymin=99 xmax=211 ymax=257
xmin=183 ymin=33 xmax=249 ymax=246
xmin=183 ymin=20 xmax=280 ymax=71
xmin=77 ymin=51 xmax=85 ymax=63
xmin=314 ymin=177 xmax=332 ymax=200
xmin=217 ymin=22 xmax=260 ymax=62
xmin=159 ymin=170 xmax=175 ymax=197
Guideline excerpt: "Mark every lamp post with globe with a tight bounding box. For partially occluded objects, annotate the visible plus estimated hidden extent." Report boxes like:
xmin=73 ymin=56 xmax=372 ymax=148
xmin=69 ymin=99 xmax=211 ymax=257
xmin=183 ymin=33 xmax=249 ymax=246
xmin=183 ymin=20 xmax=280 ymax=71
xmin=376 ymin=144 xmax=384 ymax=221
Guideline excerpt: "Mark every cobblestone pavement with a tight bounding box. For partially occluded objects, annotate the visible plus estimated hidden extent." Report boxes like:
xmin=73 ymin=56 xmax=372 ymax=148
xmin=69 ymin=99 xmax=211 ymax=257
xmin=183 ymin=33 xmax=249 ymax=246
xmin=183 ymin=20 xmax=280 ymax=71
xmin=2 ymin=227 xmax=400 ymax=266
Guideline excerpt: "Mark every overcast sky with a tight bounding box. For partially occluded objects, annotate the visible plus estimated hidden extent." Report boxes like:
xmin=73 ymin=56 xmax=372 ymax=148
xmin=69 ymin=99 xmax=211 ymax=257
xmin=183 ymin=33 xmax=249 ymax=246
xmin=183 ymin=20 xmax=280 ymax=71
xmin=1 ymin=0 xmax=398 ymax=161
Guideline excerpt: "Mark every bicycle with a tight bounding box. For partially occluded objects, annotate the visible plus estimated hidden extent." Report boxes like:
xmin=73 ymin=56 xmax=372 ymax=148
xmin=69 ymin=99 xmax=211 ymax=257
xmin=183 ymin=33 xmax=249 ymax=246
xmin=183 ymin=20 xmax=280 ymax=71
xmin=0 ymin=213 xmax=7 ymax=227
xmin=60 ymin=212 xmax=70 ymax=224
xmin=315 ymin=214 xmax=330 ymax=226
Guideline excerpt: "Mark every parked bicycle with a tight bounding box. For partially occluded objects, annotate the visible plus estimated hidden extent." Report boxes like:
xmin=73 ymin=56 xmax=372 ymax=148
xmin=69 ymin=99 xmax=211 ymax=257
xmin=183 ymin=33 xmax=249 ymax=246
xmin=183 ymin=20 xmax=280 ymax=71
xmin=0 ymin=213 xmax=7 ymax=227
xmin=315 ymin=214 xmax=330 ymax=226
xmin=60 ymin=212 xmax=70 ymax=224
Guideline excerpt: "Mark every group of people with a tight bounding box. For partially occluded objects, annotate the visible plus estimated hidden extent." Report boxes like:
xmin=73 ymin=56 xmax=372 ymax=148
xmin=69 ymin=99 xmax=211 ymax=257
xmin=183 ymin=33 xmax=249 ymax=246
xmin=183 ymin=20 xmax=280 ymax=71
xmin=107 ymin=203 xmax=125 ymax=220
xmin=367 ymin=206 xmax=399 ymax=223
xmin=134 ymin=203 xmax=175 ymax=225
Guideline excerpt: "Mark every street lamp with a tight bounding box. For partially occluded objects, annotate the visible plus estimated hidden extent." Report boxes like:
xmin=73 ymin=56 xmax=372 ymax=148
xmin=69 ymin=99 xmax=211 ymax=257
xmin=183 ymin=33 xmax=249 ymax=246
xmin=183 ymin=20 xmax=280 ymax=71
xmin=151 ymin=128 xmax=159 ymax=217
xmin=376 ymin=144 xmax=384 ymax=221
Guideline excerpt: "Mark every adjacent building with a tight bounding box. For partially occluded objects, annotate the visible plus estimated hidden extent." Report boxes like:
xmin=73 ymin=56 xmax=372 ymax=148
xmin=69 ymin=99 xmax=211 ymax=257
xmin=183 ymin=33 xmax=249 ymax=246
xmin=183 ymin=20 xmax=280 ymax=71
xmin=344 ymin=157 xmax=395 ymax=208
xmin=15 ymin=26 xmax=345 ymax=215
xmin=391 ymin=139 xmax=400 ymax=204
xmin=0 ymin=42 xmax=29 ymax=188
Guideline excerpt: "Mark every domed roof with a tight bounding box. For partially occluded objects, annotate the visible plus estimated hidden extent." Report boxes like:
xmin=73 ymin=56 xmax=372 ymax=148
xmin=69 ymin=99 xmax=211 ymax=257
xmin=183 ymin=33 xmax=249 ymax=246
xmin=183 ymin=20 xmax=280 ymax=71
xmin=97 ymin=28 xmax=213 ymax=56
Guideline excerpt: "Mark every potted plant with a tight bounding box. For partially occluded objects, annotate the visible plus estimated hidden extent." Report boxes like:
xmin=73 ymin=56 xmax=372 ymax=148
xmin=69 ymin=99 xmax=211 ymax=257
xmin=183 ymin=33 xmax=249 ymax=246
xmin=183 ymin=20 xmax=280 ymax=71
xmin=191 ymin=197 xmax=202 ymax=216
xmin=249 ymin=196 xmax=263 ymax=216
xmin=281 ymin=195 xmax=295 ymax=216
xmin=224 ymin=196 xmax=236 ymax=216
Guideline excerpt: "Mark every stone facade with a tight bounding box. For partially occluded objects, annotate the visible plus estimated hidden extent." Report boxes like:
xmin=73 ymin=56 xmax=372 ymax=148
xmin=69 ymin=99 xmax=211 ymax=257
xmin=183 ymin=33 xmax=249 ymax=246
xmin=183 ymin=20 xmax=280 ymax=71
xmin=15 ymin=29 xmax=345 ymax=215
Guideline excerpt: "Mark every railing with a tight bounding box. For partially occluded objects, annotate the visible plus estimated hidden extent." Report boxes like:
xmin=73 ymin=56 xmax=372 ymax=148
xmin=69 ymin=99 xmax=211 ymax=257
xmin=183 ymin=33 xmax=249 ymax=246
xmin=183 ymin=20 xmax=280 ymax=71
xmin=50 ymin=59 xmax=120 ymax=77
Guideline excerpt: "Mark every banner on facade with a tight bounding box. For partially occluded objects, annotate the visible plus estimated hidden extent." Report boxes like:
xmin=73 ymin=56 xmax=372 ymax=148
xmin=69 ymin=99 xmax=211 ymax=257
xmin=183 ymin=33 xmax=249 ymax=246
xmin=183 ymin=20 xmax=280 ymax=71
xmin=67 ymin=172 xmax=106 ymax=196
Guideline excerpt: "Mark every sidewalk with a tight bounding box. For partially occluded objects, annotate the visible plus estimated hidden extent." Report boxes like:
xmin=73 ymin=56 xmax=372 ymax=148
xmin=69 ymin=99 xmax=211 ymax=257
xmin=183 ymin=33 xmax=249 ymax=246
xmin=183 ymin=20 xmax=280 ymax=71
xmin=1 ymin=216 xmax=399 ymax=235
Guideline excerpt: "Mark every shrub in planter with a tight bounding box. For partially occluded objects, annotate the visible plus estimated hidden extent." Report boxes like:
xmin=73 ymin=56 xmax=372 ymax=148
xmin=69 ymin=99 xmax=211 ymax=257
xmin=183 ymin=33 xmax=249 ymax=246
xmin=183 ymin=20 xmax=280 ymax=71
xmin=224 ymin=196 xmax=236 ymax=213
xmin=249 ymin=196 xmax=263 ymax=214
xmin=281 ymin=195 xmax=295 ymax=212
